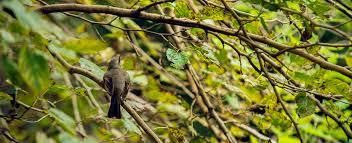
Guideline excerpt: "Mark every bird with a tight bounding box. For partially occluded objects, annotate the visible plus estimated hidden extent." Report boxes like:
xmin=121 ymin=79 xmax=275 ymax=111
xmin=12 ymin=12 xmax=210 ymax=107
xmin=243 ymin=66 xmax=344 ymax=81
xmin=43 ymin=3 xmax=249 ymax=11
xmin=103 ymin=55 xmax=130 ymax=119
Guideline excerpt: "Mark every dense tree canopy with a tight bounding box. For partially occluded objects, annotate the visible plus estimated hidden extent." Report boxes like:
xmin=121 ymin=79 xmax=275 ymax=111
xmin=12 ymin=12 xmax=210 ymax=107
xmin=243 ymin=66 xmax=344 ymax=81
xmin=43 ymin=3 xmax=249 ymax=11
xmin=0 ymin=0 xmax=352 ymax=142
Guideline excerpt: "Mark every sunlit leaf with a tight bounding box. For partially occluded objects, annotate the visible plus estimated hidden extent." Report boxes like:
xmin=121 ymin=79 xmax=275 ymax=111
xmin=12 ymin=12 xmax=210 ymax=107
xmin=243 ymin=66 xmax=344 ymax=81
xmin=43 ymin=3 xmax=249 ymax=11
xmin=3 ymin=0 xmax=64 ymax=38
xmin=122 ymin=55 xmax=136 ymax=70
xmin=191 ymin=45 xmax=220 ymax=65
xmin=36 ymin=132 xmax=56 ymax=143
xmin=295 ymin=92 xmax=316 ymax=117
xmin=207 ymin=64 xmax=224 ymax=74
xmin=46 ymin=84 xmax=72 ymax=98
xmin=174 ymin=1 xmax=192 ymax=18
xmin=83 ymin=136 xmax=99 ymax=143
xmin=64 ymin=38 xmax=107 ymax=54
xmin=0 ymin=30 xmax=15 ymax=43
xmin=58 ymin=132 xmax=80 ymax=143
xmin=166 ymin=48 xmax=188 ymax=69
xmin=308 ymin=1 xmax=331 ymax=17
xmin=122 ymin=119 xmax=142 ymax=135
xmin=320 ymin=79 xmax=351 ymax=97
xmin=48 ymin=43 xmax=79 ymax=64
xmin=169 ymin=127 xmax=185 ymax=143
xmin=74 ymin=87 xmax=86 ymax=96
xmin=200 ymin=6 xmax=225 ymax=20
xmin=48 ymin=108 xmax=76 ymax=135
xmin=79 ymin=58 xmax=105 ymax=79
xmin=225 ymin=95 xmax=240 ymax=110
xmin=19 ymin=48 xmax=50 ymax=96
xmin=1 ymin=57 xmax=24 ymax=87
xmin=157 ymin=104 xmax=188 ymax=118
xmin=0 ymin=92 xmax=12 ymax=102
xmin=268 ymin=110 xmax=291 ymax=128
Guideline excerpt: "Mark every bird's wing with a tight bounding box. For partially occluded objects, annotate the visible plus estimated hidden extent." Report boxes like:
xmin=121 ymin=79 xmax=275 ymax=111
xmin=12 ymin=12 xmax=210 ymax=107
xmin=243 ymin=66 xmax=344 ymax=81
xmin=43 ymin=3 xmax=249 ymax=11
xmin=122 ymin=79 xmax=130 ymax=99
xmin=118 ymin=71 xmax=130 ymax=100
xmin=103 ymin=74 xmax=113 ymax=95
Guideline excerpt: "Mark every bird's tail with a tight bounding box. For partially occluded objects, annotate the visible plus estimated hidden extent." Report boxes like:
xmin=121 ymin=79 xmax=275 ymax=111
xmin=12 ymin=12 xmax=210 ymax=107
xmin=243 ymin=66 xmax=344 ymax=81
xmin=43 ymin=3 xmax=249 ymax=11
xmin=108 ymin=95 xmax=122 ymax=119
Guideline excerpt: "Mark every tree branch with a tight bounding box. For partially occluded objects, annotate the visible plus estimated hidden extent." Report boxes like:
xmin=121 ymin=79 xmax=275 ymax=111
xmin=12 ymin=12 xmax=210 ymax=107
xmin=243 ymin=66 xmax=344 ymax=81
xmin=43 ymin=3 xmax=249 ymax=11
xmin=45 ymin=46 xmax=163 ymax=143
xmin=37 ymin=4 xmax=352 ymax=78
xmin=133 ymin=0 xmax=175 ymax=14
xmin=256 ymin=50 xmax=304 ymax=143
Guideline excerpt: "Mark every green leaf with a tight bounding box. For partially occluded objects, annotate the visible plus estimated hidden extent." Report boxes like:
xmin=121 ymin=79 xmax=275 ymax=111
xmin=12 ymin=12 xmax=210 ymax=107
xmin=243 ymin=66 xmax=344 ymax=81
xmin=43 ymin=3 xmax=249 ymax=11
xmin=323 ymin=100 xmax=343 ymax=116
xmin=48 ymin=43 xmax=79 ymax=64
xmin=295 ymin=92 xmax=316 ymax=117
xmin=36 ymin=132 xmax=56 ymax=143
xmin=64 ymin=38 xmax=107 ymax=54
xmin=200 ymin=6 xmax=225 ymax=20
xmin=289 ymin=53 xmax=311 ymax=66
xmin=157 ymin=104 xmax=188 ymax=119
xmin=122 ymin=119 xmax=142 ymax=135
xmin=19 ymin=48 xmax=50 ymax=96
xmin=1 ymin=57 xmax=24 ymax=87
xmin=168 ymin=127 xmax=185 ymax=143
xmin=307 ymin=1 xmax=331 ymax=17
xmin=190 ymin=28 xmax=206 ymax=39
xmin=174 ymin=1 xmax=192 ymax=18
xmin=79 ymin=58 xmax=105 ymax=79
xmin=57 ymin=132 xmax=80 ymax=143
xmin=263 ymin=2 xmax=280 ymax=11
xmin=122 ymin=55 xmax=136 ymax=70
xmin=0 ymin=92 xmax=12 ymax=102
xmin=294 ymin=71 xmax=313 ymax=83
xmin=191 ymin=45 xmax=220 ymax=65
xmin=300 ymin=124 xmax=337 ymax=142
xmin=3 ymin=0 xmax=42 ymax=31
xmin=278 ymin=135 xmax=300 ymax=143
xmin=225 ymin=95 xmax=240 ymax=110
xmin=3 ymin=0 xmax=64 ymax=38
xmin=269 ymin=110 xmax=291 ymax=128
xmin=46 ymin=84 xmax=72 ymax=98
xmin=193 ymin=121 xmax=214 ymax=137
xmin=74 ymin=87 xmax=86 ymax=96
xmin=214 ymin=48 xmax=229 ymax=65
xmin=83 ymin=136 xmax=99 ymax=143
xmin=207 ymin=64 xmax=224 ymax=74
xmin=0 ymin=30 xmax=15 ymax=43
xmin=320 ymin=79 xmax=351 ymax=97
xmin=48 ymin=108 xmax=76 ymax=135
xmin=145 ymin=89 xmax=178 ymax=103
xmin=166 ymin=48 xmax=188 ymax=69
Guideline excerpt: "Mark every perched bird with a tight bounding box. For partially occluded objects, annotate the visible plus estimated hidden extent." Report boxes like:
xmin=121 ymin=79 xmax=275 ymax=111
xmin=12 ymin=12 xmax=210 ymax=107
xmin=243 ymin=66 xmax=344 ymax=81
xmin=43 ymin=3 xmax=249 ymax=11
xmin=103 ymin=55 xmax=130 ymax=119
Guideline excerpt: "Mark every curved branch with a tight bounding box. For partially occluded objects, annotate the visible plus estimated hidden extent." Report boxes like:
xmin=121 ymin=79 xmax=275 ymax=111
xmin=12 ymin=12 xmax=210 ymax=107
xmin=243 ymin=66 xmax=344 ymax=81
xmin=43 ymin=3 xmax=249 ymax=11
xmin=325 ymin=0 xmax=352 ymax=19
xmin=256 ymin=50 xmax=304 ymax=143
xmin=37 ymin=4 xmax=352 ymax=78
xmin=133 ymin=0 xmax=175 ymax=14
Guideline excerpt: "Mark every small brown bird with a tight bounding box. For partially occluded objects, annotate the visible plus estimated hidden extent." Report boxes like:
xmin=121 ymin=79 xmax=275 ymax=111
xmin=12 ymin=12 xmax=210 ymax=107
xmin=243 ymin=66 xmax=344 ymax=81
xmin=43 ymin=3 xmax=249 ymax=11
xmin=103 ymin=55 xmax=130 ymax=119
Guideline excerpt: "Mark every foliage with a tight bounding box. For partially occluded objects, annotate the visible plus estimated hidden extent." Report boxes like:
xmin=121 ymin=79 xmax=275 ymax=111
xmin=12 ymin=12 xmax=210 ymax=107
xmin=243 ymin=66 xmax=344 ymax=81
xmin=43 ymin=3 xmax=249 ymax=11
xmin=0 ymin=0 xmax=352 ymax=143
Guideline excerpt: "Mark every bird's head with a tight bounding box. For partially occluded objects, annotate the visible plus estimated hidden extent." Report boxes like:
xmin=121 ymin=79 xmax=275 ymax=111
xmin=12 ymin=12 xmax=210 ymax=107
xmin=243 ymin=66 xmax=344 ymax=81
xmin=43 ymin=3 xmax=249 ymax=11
xmin=108 ymin=55 xmax=121 ymax=69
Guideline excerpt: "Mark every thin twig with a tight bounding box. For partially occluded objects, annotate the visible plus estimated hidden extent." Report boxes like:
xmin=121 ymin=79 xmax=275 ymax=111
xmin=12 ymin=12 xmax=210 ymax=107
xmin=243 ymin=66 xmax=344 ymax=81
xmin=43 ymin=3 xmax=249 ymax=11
xmin=133 ymin=0 xmax=175 ymax=15
xmin=63 ymin=73 xmax=87 ymax=137
xmin=256 ymin=51 xmax=304 ymax=143
xmin=74 ymin=74 xmax=105 ymax=114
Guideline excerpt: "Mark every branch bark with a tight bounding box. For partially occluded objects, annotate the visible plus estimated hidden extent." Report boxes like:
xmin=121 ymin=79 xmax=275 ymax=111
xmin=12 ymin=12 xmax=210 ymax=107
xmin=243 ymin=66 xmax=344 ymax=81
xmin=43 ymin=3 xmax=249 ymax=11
xmin=37 ymin=4 xmax=352 ymax=78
